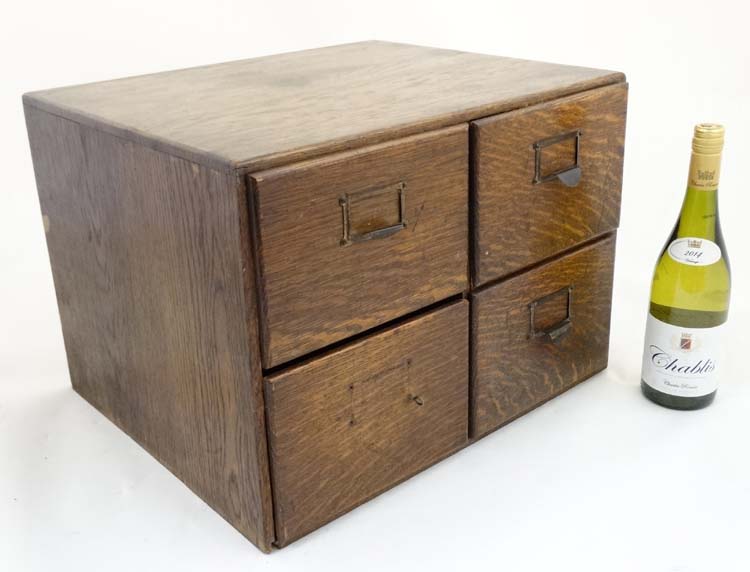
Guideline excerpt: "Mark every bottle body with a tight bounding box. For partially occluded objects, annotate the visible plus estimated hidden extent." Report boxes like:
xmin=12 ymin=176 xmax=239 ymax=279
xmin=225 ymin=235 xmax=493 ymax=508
xmin=640 ymin=124 xmax=730 ymax=410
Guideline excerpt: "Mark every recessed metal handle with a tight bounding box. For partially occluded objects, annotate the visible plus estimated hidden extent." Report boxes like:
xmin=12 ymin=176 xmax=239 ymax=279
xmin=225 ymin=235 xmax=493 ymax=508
xmin=533 ymin=130 xmax=582 ymax=188
xmin=554 ymin=166 xmax=581 ymax=187
xmin=528 ymin=285 xmax=574 ymax=343
xmin=543 ymin=318 xmax=572 ymax=342
xmin=339 ymin=182 xmax=407 ymax=246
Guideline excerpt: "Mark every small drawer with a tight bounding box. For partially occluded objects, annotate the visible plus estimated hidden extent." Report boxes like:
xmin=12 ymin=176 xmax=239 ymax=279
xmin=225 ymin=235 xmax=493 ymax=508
xmin=265 ymin=300 xmax=468 ymax=546
xmin=471 ymin=83 xmax=626 ymax=284
xmin=471 ymin=235 xmax=615 ymax=438
xmin=250 ymin=126 xmax=468 ymax=368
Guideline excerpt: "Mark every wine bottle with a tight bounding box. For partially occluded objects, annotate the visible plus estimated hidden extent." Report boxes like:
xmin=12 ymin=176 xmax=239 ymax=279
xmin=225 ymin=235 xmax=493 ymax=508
xmin=640 ymin=123 xmax=731 ymax=410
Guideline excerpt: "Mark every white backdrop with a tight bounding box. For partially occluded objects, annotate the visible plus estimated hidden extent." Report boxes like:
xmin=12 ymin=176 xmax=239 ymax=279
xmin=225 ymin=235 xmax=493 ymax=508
xmin=2 ymin=1 xmax=749 ymax=570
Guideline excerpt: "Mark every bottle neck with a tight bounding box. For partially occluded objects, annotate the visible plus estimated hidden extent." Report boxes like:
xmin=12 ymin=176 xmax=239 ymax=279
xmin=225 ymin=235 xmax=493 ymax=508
xmin=687 ymin=149 xmax=722 ymax=191
xmin=677 ymin=151 xmax=722 ymax=240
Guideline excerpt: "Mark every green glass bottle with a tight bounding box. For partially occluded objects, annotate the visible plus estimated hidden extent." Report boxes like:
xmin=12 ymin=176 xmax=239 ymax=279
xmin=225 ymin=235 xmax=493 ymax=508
xmin=641 ymin=123 xmax=731 ymax=410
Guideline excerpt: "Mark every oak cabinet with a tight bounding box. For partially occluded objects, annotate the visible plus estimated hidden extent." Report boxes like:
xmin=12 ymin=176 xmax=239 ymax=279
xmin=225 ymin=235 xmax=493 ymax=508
xmin=24 ymin=41 xmax=627 ymax=552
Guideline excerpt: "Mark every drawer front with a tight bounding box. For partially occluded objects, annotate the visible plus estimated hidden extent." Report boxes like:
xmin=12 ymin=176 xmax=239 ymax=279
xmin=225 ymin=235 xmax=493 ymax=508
xmin=251 ymin=126 xmax=468 ymax=368
xmin=265 ymin=300 xmax=468 ymax=546
xmin=471 ymin=235 xmax=615 ymax=438
xmin=472 ymin=83 xmax=626 ymax=284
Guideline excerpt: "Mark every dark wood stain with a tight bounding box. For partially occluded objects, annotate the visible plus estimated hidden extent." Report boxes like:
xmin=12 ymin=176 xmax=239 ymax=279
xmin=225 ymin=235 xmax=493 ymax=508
xmin=23 ymin=41 xmax=624 ymax=172
xmin=22 ymin=42 xmax=627 ymax=552
xmin=471 ymin=234 xmax=617 ymax=437
xmin=24 ymin=106 xmax=275 ymax=551
xmin=472 ymin=83 xmax=627 ymax=284
xmin=265 ymin=300 xmax=469 ymax=546
xmin=251 ymin=125 xmax=468 ymax=367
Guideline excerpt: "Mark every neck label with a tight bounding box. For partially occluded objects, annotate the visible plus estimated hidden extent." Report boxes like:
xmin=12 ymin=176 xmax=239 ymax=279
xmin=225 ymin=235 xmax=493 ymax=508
xmin=688 ymin=152 xmax=721 ymax=191
xmin=668 ymin=237 xmax=721 ymax=266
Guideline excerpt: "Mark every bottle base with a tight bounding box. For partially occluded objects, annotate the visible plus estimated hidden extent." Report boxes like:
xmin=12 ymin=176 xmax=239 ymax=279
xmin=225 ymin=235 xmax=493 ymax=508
xmin=640 ymin=380 xmax=715 ymax=410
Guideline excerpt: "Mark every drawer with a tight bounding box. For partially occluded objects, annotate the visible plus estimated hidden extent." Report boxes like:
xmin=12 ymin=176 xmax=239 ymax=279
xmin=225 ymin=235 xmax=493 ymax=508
xmin=471 ymin=234 xmax=615 ymax=438
xmin=471 ymin=83 xmax=626 ymax=284
xmin=250 ymin=126 xmax=468 ymax=368
xmin=264 ymin=300 xmax=469 ymax=546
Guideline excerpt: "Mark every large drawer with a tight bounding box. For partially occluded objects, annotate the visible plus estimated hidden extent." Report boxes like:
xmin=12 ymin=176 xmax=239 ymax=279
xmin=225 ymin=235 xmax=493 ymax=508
xmin=265 ymin=300 xmax=469 ymax=546
xmin=472 ymin=83 xmax=626 ymax=284
xmin=250 ymin=126 xmax=468 ymax=368
xmin=471 ymin=235 xmax=616 ymax=437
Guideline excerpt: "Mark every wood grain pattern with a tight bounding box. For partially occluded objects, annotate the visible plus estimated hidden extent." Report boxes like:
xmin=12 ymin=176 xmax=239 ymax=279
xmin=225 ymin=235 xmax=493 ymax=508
xmin=24 ymin=105 xmax=275 ymax=551
xmin=23 ymin=41 xmax=624 ymax=172
xmin=23 ymin=43 xmax=628 ymax=551
xmin=265 ymin=300 xmax=469 ymax=546
xmin=472 ymin=83 xmax=627 ymax=284
xmin=471 ymin=234 xmax=616 ymax=438
xmin=251 ymin=126 xmax=468 ymax=368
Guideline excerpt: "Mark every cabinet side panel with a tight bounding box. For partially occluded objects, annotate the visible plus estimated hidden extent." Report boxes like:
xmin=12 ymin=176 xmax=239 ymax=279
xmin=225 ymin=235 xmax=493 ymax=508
xmin=24 ymin=106 xmax=274 ymax=551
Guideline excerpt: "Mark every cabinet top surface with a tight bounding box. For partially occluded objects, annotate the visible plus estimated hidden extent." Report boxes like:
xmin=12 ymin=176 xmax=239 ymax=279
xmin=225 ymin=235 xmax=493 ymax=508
xmin=24 ymin=41 xmax=624 ymax=171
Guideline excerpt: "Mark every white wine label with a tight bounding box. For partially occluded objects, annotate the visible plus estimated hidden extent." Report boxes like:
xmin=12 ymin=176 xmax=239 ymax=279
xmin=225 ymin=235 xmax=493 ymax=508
xmin=667 ymin=237 xmax=722 ymax=266
xmin=641 ymin=314 xmax=725 ymax=397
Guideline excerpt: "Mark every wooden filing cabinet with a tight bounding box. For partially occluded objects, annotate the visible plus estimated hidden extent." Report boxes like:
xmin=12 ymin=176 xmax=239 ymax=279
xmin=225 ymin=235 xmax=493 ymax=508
xmin=23 ymin=41 xmax=627 ymax=551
